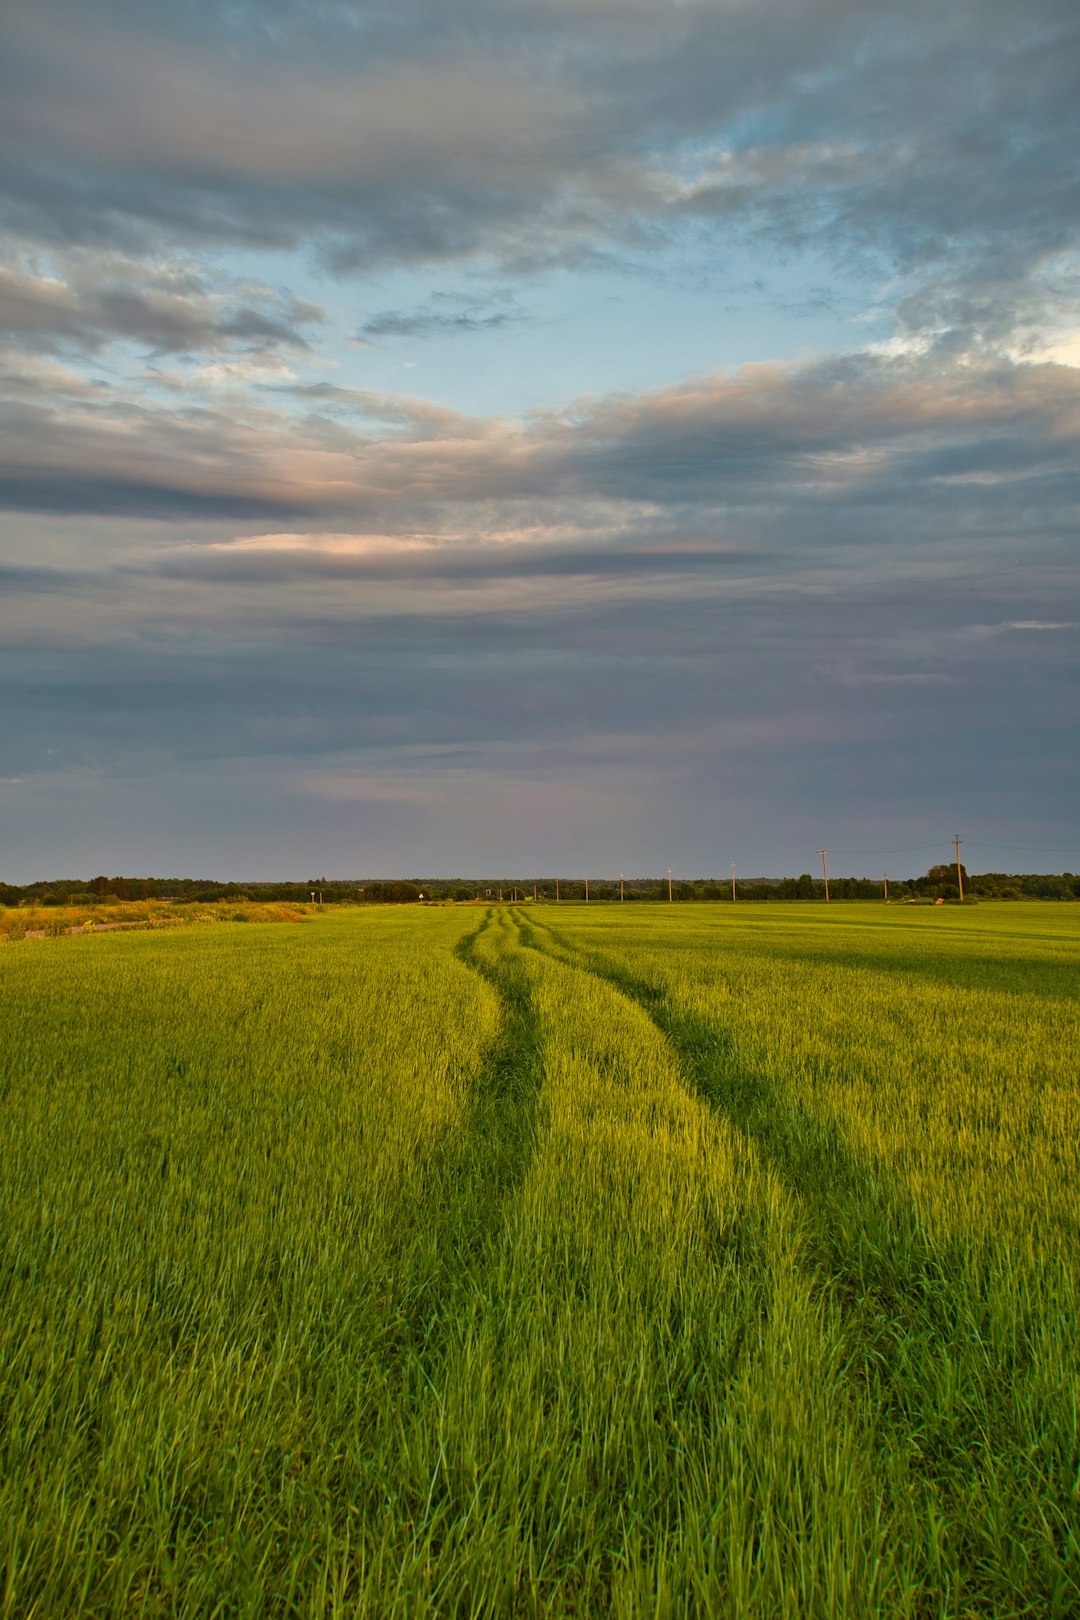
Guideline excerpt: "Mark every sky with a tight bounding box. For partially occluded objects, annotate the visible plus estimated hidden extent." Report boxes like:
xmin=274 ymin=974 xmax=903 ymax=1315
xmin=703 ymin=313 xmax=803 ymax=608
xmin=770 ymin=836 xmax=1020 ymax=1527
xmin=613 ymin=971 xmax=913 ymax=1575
xmin=2 ymin=0 xmax=1078 ymax=882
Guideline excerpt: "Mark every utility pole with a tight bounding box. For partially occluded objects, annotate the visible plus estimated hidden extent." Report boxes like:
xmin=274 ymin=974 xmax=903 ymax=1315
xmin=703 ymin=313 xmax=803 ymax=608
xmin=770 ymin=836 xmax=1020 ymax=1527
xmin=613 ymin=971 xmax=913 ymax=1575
xmin=883 ymin=871 xmax=889 ymax=903
xmin=954 ymin=834 xmax=964 ymax=901
xmin=585 ymin=876 xmax=589 ymax=903
xmin=816 ymin=848 xmax=830 ymax=902
xmin=555 ymin=876 xmax=560 ymax=902
xmin=731 ymin=862 xmax=736 ymax=903
xmin=533 ymin=881 xmax=537 ymax=901
xmin=620 ymin=873 xmax=624 ymax=903
xmin=668 ymin=867 xmax=673 ymax=903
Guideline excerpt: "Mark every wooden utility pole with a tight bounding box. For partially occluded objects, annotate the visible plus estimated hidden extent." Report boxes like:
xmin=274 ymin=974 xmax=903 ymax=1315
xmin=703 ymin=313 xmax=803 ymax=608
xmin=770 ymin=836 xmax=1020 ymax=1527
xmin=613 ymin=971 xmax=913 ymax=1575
xmin=954 ymin=834 xmax=964 ymax=901
xmin=533 ymin=881 xmax=537 ymax=901
xmin=883 ymin=871 xmax=889 ymax=903
xmin=668 ymin=867 xmax=673 ymax=903
xmin=620 ymin=873 xmax=624 ymax=903
xmin=555 ymin=876 xmax=560 ymax=901
xmin=816 ymin=848 xmax=830 ymax=902
xmin=731 ymin=862 xmax=736 ymax=903
xmin=585 ymin=877 xmax=589 ymax=903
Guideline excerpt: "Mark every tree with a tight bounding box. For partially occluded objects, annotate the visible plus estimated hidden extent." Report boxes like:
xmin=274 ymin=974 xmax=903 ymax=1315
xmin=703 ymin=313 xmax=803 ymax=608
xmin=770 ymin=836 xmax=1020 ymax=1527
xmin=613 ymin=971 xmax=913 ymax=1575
xmin=917 ymin=863 xmax=967 ymax=900
xmin=361 ymin=880 xmax=422 ymax=904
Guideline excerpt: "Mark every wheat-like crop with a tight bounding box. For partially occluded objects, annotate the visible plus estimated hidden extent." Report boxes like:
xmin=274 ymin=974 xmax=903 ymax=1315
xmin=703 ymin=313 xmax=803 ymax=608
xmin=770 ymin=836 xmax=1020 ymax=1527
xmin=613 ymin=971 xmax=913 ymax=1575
xmin=1 ymin=901 xmax=1076 ymax=1615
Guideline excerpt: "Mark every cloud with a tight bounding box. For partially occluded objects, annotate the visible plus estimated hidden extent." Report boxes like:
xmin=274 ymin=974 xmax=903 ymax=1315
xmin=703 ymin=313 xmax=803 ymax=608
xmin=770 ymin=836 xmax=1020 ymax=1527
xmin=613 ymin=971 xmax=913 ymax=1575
xmin=3 ymin=349 xmax=1076 ymax=535
xmin=359 ymin=292 xmax=527 ymax=342
xmin=1 ymin=0 xmax=1075 ymax=351
xmin=0 ymin=344 xmax=106 ymax=400
xmin=0 ymin=257 xmax=324 ymax=357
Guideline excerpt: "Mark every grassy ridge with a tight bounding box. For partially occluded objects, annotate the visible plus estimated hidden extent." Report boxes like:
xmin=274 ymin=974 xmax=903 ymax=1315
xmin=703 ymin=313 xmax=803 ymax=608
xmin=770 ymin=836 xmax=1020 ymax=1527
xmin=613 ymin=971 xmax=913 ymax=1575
xmin=1 ymin=903 xmax=1077 ymax=1615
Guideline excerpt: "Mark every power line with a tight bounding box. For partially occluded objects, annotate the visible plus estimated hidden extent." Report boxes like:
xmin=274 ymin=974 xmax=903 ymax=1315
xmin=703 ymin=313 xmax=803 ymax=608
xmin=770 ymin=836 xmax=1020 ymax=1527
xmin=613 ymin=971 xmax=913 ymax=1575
xmin=821 ymin=840 xmax=951 ymax=859
xmin=964 ymin=841 xmax=1079 ymax=855
xmin=832 ymin=837 xmax=1076 ymax=863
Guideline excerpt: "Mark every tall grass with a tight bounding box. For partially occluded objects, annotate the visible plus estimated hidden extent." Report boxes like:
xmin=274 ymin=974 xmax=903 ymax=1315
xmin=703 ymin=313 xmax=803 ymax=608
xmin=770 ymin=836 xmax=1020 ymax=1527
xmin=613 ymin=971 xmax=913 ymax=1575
xmin=1 ymin=911 xmax=497 ymax=1614
xmin=1 ymin=902 xmax=1077 ymax=1615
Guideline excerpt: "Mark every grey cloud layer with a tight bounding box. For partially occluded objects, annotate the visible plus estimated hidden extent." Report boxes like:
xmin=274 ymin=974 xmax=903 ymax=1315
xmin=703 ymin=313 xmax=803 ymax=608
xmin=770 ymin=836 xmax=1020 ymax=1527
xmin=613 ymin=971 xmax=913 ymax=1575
xmin=2 ymin=351 xmax=1076 ymax=530
xmin=3 ymin=528 xmax=1075 ymax=878
xmin=3 ymin=0 xmax=1077 ymax=348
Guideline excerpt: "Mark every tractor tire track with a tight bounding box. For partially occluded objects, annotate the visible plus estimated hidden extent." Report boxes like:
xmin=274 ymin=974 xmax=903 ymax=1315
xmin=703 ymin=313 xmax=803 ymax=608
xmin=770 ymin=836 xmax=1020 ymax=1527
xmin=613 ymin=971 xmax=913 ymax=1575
xmin=447 ymin=907 xmax=545 ymax=1237
xmin=380 ymin=909 xmax=546 ymax=1390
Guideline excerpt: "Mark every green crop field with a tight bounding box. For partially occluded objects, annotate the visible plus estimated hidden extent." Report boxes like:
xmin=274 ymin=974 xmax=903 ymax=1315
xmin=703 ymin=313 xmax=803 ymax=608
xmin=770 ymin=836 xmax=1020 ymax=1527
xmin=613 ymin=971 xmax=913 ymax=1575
xmin=1 ymin=902 xmax=1078 ymax=1617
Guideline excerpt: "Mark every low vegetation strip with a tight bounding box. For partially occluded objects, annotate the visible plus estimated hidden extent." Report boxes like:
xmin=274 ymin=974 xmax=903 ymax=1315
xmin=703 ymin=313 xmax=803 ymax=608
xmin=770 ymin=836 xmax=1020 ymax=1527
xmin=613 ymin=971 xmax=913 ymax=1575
xmin=0 ymin=898 xmax=307 ymax=942
xmin=0 ymin=902 xmax=1077 ymax=1615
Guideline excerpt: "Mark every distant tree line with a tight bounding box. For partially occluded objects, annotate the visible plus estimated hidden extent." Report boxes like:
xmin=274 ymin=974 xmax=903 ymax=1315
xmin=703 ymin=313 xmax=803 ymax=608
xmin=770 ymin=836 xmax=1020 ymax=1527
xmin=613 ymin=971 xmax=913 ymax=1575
xmin=0 ymin=876 xmax=359 ymax=906
xmin=2 ymin=867 xmax=1078 ymax=906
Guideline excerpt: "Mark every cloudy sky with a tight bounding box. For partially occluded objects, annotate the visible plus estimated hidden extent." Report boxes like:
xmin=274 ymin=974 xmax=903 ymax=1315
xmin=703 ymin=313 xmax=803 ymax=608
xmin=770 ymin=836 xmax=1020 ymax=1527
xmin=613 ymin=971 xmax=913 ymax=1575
xmin=2 ymin=0 xmax=1077 ymax=881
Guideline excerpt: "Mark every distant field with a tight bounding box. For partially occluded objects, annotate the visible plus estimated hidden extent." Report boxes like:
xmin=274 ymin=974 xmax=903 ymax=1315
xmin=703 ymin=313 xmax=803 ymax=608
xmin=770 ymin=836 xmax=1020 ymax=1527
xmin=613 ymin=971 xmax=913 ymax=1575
xmin=1 ymin=903 xmax=1077 ymax=1616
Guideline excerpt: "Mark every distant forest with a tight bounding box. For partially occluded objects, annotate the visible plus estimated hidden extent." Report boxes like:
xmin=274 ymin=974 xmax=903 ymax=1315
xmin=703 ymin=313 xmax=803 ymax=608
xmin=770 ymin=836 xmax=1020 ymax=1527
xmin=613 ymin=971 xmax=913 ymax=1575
xmin=2 ymin=865 xmax=1077 ymax=905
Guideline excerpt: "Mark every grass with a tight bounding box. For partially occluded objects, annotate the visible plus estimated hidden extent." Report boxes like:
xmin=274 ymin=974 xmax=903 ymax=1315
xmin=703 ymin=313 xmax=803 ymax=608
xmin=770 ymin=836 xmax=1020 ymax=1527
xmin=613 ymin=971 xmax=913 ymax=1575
xmin=0 ymin=901 xmax=1077 ymax=1615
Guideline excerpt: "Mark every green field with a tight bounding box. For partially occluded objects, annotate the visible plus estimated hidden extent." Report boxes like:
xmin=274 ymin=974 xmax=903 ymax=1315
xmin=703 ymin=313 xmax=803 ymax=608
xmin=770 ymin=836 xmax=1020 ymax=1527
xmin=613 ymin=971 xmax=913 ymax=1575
xmin=1 ymin=903 xmax=1078 ymax=1617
